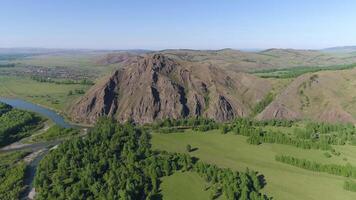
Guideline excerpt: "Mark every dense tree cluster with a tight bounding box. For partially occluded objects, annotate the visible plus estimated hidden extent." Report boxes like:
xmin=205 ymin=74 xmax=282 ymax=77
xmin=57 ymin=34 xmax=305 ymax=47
xmin=193 ymin=163 xmax=270 ymax=200
xmin=224 ymin=118 xmax=331 ymax=150
xmin=247 ymin=131 xmax=332 ymax=150
xmin=230 ymin=118 xmax=294 ymax=130
xmin=35 ymin=118 xmax=271 ymax=200
xmin=153 ymin=117 xmax=219 ymax=133
xmin=0 ymin=151 xmax=29 ymax=200
xmin=0 ymin=102 xmax=12 ymax=115
xmin=305 ymin=121 xmax=355 ymax=134
xmin=0 ymin=104 xmax=42 ymax=147
xmin=275 ymin=155 xmax=356 ymax=178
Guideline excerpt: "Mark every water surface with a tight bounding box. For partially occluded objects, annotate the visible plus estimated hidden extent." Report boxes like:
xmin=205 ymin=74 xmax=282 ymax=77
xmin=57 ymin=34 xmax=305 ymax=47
xmin=0 ymin=97 xmax=72 ymax=128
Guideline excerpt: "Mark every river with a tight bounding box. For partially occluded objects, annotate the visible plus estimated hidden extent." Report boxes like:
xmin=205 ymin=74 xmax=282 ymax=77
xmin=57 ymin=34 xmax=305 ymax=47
xmin=0 ymin=97 xmax=76 ymax=199
xmin=0 ymin=97 xmax=72 ymax=128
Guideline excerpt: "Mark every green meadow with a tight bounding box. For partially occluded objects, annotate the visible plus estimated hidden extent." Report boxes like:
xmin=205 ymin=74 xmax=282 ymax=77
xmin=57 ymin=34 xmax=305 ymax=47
xmin=0 ymin=76 xmax=90 ymax=112
xmin=152 ymin=130 xmax=356 ymax=200
xmin=160 ymin=171 xmax=217 ymax=200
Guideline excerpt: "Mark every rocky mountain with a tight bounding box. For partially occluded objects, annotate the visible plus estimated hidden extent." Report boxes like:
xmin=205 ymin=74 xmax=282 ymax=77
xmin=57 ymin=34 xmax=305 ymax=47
xmin=71 ymin=53 xmax=272 ymax=124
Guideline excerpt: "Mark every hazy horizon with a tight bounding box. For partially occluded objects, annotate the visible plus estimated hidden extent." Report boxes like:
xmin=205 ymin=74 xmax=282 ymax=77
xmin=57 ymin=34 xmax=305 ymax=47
xmin=1 ymin=0 xmax=356 ymax=50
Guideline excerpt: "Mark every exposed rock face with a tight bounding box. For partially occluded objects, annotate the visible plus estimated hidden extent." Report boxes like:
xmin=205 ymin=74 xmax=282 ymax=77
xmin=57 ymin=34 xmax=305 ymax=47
xmin=71 ymin=54 xmax=272 ymax=124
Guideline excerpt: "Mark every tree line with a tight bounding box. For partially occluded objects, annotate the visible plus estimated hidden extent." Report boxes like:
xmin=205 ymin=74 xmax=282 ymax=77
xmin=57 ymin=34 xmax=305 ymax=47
xmin=153 ymin=116 xmax=356 ymax=151
xmin=153 ymin=117 xmax=219 ymax=133
xmin=31 ymin=76 xmax=94 ymax=85
xmin=275 ymin=155 xmax=356 ymax=179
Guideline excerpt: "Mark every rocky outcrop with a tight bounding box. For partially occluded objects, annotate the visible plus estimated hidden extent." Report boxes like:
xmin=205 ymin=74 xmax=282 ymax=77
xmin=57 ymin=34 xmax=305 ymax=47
xmin=71 ymin=54 xmax=272 ymax=124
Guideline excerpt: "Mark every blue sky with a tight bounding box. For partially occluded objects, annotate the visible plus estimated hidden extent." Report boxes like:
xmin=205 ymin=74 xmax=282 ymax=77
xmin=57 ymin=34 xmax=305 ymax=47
xmin=0 ymin=0 xmax=355 ymax=50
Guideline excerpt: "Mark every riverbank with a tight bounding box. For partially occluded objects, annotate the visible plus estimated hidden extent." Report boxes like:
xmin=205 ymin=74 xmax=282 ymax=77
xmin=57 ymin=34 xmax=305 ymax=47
xmin=0 ymin=97 xmax=88 ymax=200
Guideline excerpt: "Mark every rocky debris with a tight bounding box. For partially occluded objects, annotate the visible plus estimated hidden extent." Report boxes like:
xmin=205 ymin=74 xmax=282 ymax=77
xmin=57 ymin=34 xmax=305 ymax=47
xmin=71 ymin=53 xmax=272 ymax=124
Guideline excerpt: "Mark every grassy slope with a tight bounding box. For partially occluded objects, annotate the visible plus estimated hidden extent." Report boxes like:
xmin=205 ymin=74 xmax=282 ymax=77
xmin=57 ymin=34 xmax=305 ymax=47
xmin=160 ymin=171 xmax=216 ymax=200
xmin=258 ymin=68 xmax=356 ymax=122
xmin=0 ymin=76 xmax=90 ymax=112
xmin=152 ymin=130 xmax=356 ymax=200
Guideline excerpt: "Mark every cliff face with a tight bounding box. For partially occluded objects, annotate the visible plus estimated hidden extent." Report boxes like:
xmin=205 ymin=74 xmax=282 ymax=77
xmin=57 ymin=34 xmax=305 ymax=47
xmin=71 ymin=54 xmax=272 ymax=124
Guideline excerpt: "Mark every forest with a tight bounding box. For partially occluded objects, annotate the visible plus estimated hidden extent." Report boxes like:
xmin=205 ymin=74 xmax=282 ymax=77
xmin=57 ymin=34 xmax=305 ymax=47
xmin=0 ymin=151 xmax=29 ymax=200
xmin=34 ymin=118 xmax=271 ymax=200
xmin=0 ymin=102 xmax=42 ymax=147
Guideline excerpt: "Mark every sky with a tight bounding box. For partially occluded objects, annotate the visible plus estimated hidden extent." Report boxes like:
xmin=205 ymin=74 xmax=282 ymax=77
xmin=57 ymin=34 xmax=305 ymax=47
xmin=0 ymin=0 xmax=355 ymax=50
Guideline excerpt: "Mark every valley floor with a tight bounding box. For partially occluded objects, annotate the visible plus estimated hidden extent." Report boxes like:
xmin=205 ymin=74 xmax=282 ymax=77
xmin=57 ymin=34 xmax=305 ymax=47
xmin=0 ymin=75 xmax=90 ymax=113
xmin=152 ymin=130 xmax=356 ymax=200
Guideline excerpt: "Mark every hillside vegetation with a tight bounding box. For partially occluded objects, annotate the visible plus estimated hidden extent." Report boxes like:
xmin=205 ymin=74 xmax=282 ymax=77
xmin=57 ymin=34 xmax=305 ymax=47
xmin=258 ymin=68 xmax=356 ymax=123
xmin=35 ymin=119 xmax=271 ymax=200
xmin=151 ymin=118 xmax=356 ymax=200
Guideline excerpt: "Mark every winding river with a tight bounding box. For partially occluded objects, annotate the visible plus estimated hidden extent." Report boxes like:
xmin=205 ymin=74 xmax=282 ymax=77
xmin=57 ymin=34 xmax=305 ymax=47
xmin=0 ymin=97 xmax=76 ymax=199
xmin=0 ymin=97 xmax=72 ymax=128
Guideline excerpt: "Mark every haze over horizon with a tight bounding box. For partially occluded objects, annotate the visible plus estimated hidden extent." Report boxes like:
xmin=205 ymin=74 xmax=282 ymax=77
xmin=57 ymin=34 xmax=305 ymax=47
xmin=1 ymin=0 xmax=356 ymax=50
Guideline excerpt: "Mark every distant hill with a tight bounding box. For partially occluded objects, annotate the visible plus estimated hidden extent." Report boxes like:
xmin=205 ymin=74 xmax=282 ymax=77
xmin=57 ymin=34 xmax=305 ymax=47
xmin=96 ymin=48 xmax=356 ymax=72
xmin=322 ymin=46 xmax=356 ymax=54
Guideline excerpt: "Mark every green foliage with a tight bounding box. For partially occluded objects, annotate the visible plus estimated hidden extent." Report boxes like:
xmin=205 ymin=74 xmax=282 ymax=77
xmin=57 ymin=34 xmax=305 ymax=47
xmin=220 ymin=124 xmax=230 ymax=134
xmin=344 ymin=180 xmax=356 ymax=192
xmin=0 ymin=151 xmax=29 ymax=200
xmin=153 ymin=117 xmax=219 ymax=132
xmin=0 ymin=106 xmax=42 ymax=147
xmin=31 ymin=76 xmax=94 ymax=85
xmin=0 ymin=102 xmax=12 ymax=115
xmin=32 ymin=125 xmax=79 ymax=142
xmin=253 ymin=63 xmax=356 ymax=78
xmin=186 ymin=144 xmax=192 ymax=152
xmin=35 ymin=118 xmax=271 ymax=200
xmin=276 ymin=155 xmax=356 ymax=178
xmin=193 ymin=163 xmax=270 ymax=200
xmin=323 ymin=152 xmax=332 ymax=158
xmin=154 ymin=117 xmax=356 ymax=151
xmin=230 ymin=118 xmax=332 ymax=150
xmin=252 ymin=92 xmax=274 ymax=115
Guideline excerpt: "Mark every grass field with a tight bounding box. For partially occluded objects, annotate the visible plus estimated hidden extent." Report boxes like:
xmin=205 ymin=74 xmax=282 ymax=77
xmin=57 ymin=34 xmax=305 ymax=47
xmin=0 ymin=76 xmax=90 ymax=112
xmin=152 ymin=130 xmax=356 ymax=200
xmin=160 ymin=171 xmax=218 ymax=200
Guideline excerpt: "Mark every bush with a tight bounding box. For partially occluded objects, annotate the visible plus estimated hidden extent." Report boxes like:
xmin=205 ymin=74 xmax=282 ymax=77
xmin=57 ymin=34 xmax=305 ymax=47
xmin=344 ymin=180 xmax=356 ymax=192
xmin=186 ymin=144 xmax=192 ymax=152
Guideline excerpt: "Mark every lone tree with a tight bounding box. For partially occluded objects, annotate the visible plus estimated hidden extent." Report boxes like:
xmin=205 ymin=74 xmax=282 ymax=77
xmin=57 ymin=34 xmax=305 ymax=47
xmin=186 ymin=144 xmax=192 ymax=152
